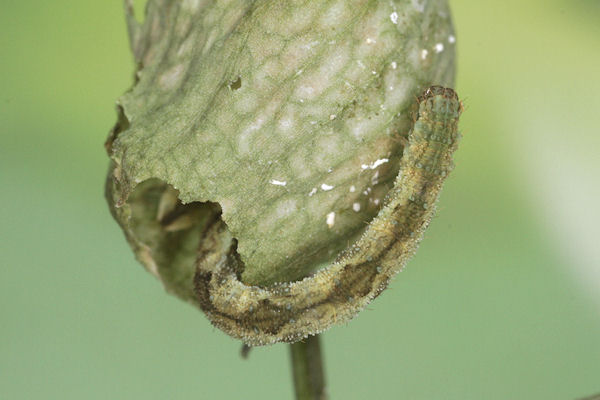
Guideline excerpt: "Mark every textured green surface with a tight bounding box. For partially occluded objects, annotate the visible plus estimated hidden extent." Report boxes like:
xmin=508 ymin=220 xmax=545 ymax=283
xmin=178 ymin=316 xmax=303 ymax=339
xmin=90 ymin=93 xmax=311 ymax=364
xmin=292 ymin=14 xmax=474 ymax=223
xmin=2 ymin=1 xmax=600 ymax=399
xmin=108 ymin=0 xmax=455 ymax=286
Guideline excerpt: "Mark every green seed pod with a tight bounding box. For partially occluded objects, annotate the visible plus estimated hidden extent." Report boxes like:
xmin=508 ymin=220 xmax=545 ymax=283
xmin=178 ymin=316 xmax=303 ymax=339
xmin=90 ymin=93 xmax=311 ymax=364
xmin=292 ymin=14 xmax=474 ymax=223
xmin=105 ymin=0 xmax=460 ymax=345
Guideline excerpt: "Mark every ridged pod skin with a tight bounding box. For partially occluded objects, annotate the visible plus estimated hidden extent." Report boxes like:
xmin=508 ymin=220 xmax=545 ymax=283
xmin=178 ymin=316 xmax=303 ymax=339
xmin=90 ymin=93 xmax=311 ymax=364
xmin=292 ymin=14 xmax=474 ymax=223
xmin=106 ymin=0 xmax=461 ymax=345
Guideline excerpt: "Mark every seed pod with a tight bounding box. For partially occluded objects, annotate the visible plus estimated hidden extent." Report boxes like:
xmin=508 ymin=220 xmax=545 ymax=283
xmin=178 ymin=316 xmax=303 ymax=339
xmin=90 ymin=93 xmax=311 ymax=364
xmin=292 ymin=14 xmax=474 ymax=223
xmin=106 ymin=0 xmax=460 ymax=345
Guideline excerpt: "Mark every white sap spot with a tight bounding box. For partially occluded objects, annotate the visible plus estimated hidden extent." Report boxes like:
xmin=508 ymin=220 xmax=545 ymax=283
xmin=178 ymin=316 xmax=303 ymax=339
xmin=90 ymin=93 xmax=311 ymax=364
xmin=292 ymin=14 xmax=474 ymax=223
xmin=371 ymin=70 xmax=377 ymax=75
xmin=420 ymin=49 xmax=429 ymax=60
xmin=373 ymin=198 xmax=380 ymax=205
xmin=349 ymin=185 xmax=356 ymax=193
xmin=308 ymin=187 xmax=317 ymax=196
xmin=352 ymin=202 xmax=361 ymax=212
xmin=434 ymin=43 xmax=444 ymax=53
xmin=361 ymin=158 xmax=390 ymax=170
xmin=391 ymin=61 xmax=397 ymax=69
xmin=321 ymin=183 xmax=334 ymax=191
xmin=269 ymin=179 xmax=287 ymax=186
xmin=390 ymin=12 xmax=399 ymax=24
xmin=326 ymin=211 xmax=336 ymax=228
xmin=329 ymin=114 xmax=336 ymax=120
xmin=295 ymin=69 xmax=304 ymax=76
xmin=366 ymin=38 xmax=376 ymax=44
xmin=448 ymin=35 xmax=456 ymax=44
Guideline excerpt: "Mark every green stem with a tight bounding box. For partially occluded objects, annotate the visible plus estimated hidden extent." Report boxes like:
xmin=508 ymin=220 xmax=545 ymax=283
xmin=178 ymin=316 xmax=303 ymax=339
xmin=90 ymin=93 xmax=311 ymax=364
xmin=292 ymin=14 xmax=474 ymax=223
xmin=289 ymin=335 xmax=327 ymax=400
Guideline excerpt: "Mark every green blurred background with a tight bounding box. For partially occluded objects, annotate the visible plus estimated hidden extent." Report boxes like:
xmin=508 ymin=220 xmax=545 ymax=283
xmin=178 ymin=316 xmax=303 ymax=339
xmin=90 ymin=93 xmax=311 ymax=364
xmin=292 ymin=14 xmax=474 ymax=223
xmin=1 ymin=1 xmax=599 ymax=399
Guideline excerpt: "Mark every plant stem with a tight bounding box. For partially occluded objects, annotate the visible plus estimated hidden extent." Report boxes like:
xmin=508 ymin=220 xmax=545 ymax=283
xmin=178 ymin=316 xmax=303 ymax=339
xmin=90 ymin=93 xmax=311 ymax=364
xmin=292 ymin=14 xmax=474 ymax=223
xmin=289 ymin=334 xmax=327 ymax=400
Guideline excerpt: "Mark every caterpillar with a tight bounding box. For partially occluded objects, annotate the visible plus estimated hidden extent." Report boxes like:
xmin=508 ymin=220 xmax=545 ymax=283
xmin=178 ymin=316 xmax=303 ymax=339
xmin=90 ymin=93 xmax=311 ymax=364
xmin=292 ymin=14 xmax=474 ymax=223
xmin=194 ymin=86 xmax=462 ymax=346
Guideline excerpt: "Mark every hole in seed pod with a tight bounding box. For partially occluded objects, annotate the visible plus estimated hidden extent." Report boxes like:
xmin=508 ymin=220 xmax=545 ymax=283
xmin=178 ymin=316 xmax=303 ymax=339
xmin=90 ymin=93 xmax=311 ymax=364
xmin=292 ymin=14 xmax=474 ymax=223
xmin=229 ymin=76 xmax=242 ymax=90
xmin=116 ymin=178 xmax=242 ymax=301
